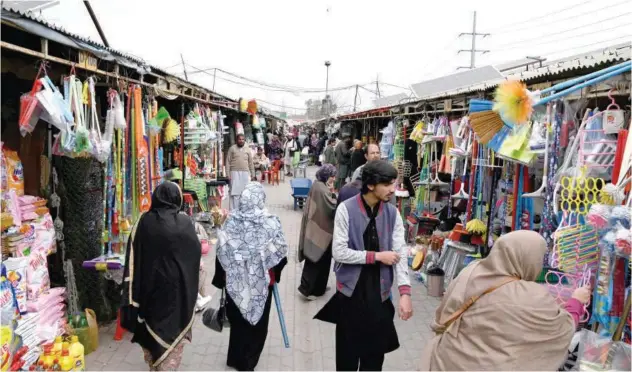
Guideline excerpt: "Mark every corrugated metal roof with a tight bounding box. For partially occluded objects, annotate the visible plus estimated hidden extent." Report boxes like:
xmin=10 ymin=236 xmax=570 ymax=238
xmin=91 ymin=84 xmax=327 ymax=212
xmin=1 ymin=5 xmax=245 ymax=106
xmin=410 ymin=65 xmax=503 ymax=99
xmin=373 ymin=93 xmax=408 ymax=109
xmin=334 ymin=42 xmax=631 ymax=120
xmin=1 ymin=4 xmax=152 ymax=69
xmin=409 ymin=42 xmax=631 ymax=101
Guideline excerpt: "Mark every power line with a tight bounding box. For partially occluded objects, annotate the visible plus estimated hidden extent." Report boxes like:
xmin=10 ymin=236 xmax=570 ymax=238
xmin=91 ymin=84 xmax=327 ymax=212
xmin=490 ymin=0 xmax=629 ymax=35
xmin=162 ymin=61 xmax=183 ymax=70
xmin=544 ymin=35 xmax=632 ymax=57
xmin=493 ymin=23 xmax=630 ymax=53
xmin=186 ymin=64 xmax=366 ymax=93
xmin=486 ymin=0 xmax=597 ymax=33
xmin=255 ymin=98 xmax=306 ymax=111
xmin=489 ymin=35 xmax=631 ymax=66
xmin=492 ymin=12 xmax=631 ymax=50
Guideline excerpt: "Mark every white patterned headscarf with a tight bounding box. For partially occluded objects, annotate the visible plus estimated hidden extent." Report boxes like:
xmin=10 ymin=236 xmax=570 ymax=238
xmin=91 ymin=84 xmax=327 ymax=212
xmin=217 ymin=182 xmax=288 ymax=325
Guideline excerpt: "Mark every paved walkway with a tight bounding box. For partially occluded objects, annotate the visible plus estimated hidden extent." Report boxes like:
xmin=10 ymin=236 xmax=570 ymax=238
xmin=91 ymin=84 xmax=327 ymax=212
xmin=86 ymin=167 xmax=440 ymax=371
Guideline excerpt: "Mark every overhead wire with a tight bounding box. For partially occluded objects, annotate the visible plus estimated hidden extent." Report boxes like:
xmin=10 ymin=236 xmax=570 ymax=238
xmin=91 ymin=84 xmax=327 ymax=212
xmin=491 ymin=12 xmax=631 ymax=50
xmin=493 ymin=24 xmax=631 ymax=52
xmin=489 ymin=0 xmax=629 ymax=35
xmin=485 ymin=0 xmax=597 ymax=33
xmin=186 ymin=63 xmax=368 ymax=93
xmin=487 ymin=35 xmax=632 ymax=66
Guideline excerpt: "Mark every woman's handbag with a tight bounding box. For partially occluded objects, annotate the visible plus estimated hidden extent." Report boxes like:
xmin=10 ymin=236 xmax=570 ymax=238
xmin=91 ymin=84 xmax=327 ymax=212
xmin=202 ymin=288 xmax=228 ymax=332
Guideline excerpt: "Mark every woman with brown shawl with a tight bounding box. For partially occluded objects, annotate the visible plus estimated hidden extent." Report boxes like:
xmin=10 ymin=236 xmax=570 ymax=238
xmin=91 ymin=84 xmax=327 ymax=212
xmin=420 ymin=230 xmax=591 ymax=371
xmin=298 ymin=164 xmax=338 ymax=299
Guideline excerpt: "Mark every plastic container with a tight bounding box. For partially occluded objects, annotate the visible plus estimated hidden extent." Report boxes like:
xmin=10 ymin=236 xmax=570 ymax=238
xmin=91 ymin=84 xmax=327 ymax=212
xmin=73 ymin=327 xmax=92 ymax=356
xmin=69 ymin=336 xmax=85 ymax=371
xmin=427 ymin=268 xmax=445 ymax=297
xmin=52 ymin=337 xmax=63 ymax=357
xmin=59 ymin=350 xmax=73 ymax=372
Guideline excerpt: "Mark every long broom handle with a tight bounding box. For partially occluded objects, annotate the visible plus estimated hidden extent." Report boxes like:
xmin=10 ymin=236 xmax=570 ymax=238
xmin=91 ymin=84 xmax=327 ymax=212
xmin=272 ymin=283 xmax=290 ymax=348
xmin=536 ymin=64 xmax=631 ymax=107
xmin=539 ymin=61 xmax=631 ymax=96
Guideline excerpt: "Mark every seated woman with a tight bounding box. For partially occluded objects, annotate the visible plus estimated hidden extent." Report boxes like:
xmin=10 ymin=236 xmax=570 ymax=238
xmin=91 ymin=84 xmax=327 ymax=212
xmin=420 ymin=230 xmax=591 ymax=371
xmin=253 ymin=146 xmax=270 ymax=180
xmin=212 ymin=182 xmax=289 ymax=371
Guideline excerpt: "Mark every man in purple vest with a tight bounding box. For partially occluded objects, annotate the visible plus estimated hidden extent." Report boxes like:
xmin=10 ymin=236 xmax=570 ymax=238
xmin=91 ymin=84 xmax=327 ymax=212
xmin=315 ymin=160 xmax=413 ymax=371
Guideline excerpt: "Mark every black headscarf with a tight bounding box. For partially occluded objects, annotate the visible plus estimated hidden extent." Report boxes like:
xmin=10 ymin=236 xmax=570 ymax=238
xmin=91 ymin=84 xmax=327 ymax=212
xmin=121 ymin=181 xmax=201 ymax=367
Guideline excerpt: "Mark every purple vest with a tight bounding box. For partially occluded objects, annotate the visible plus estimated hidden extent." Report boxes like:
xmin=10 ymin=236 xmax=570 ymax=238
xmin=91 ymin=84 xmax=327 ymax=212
xmin=335 ymin=194 xmax=397 ymax=301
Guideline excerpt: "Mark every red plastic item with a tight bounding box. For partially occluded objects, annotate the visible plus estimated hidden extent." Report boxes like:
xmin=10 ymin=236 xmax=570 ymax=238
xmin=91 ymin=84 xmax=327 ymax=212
xmin=114 ymin=309 xmax=125 ymax=341
xmin=265 ymin=160 xmax=282 ymax=185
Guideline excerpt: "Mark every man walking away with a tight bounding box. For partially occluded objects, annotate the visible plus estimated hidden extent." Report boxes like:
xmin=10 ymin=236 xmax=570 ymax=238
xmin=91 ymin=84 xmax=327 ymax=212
xmin=315 ymin=160 xmax=413 ymax=371
xmin=334 ymin=136 xmax=351 ymax=190
xmin=226 ymin=134 xmax=255 ymax=210
xmin=323 ymin=138 xmax=337 ymax=165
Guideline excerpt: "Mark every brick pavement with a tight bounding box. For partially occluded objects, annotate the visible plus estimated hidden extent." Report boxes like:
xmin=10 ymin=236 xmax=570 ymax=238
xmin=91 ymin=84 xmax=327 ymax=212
xmin=86 ymin=167 xmax=440 ymax=371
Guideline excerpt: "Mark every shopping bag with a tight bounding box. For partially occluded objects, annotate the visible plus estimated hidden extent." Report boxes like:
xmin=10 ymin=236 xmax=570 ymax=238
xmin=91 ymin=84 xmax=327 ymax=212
xmin=19 ymin=80 xmax=43 ymax=136
xmin=42 ymin=76 xmax=73 ymax=124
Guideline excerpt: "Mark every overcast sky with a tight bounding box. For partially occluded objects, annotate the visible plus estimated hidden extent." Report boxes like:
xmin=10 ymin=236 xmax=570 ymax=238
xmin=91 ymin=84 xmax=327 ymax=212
xmin=38 ymin=0 xmax=631 ymax=115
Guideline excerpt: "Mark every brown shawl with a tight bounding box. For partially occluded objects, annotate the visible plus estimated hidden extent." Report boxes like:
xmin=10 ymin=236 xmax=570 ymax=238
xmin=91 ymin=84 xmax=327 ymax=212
xmin=298 ymin=180 xmax=337 ymax=263
xmin=420 ymin=230 xmax=575 ymax=371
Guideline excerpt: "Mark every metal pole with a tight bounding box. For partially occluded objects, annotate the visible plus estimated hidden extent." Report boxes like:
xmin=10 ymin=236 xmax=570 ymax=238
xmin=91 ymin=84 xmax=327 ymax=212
xmin=353 ymin=84 xmax=358 ymax=112
xmin=180 ymin=53 xmax=189 ymax=81
xmin=212 ymin=68 xmax=217 ymax=91
xmin=83 ymin=1 xmax=110 ymax=47
xmin=325 ymin=61 xmax=331 ymax=116
xmin=470 ymin=11 xmax=477 ymax=69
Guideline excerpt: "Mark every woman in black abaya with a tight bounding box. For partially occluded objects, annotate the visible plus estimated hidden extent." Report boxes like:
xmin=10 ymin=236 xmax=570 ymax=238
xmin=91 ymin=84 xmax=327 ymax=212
xmin=121 ymin=181 xmax=201 ymax=371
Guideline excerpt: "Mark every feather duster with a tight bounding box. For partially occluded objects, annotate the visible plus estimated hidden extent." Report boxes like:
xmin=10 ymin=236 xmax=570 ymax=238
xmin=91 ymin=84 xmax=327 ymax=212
xmin=493 ymin=80 xmax=533 ymax=125
xmin=163 ymin=118 xmax=180 ymax=144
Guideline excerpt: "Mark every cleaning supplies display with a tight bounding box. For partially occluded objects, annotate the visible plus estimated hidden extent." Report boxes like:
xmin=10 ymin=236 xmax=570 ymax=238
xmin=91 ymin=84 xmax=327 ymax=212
xmin=68 ymin=336 xmax=84 ymax=371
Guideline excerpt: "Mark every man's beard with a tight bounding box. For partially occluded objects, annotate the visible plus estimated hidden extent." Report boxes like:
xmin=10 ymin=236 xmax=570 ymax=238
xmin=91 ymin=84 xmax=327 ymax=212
xmin=237 ymin=142 xmax=244 ymax=147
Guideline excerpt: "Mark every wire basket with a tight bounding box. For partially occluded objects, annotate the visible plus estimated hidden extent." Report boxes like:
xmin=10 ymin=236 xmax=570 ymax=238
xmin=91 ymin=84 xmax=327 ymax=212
xmin=472 ymin=157 xmax=504 ymax=168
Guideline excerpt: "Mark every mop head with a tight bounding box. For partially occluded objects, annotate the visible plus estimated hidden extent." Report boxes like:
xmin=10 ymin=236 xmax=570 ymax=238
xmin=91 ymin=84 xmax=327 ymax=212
xmin=599 ymin=183 xmax=625 ymax=205
xmin=493 ymin=80 xmax=532 ymax=125
xmin=466 ymin=219 xmax=487 ymax=235
xmin=163 ymin=118 xmax=180 ymax=143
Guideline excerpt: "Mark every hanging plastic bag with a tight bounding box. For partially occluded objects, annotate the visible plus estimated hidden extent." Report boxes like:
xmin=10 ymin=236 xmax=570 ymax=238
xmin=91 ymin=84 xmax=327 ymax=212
xmin=19 ymin=80 xmax=43 ymax=137
xmin=252 ymin=114 xmax=260 ymax=129
xmin=73 ymin=80 xmax=92 ymax=157
xmin=112 ymin=92 xmax=126 ymax=130
xmin=36 ymin=78 xmax=65 ymax=130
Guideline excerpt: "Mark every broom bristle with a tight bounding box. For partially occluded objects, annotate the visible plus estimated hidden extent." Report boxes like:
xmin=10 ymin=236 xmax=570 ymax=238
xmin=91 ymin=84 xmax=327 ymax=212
xmin=470 ymin=111 xmax=504 ymax=144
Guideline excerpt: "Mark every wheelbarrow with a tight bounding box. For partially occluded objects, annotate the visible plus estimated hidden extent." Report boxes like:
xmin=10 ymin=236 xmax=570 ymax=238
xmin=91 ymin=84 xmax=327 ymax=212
xmin=290 ymin=178 xmax=312 ymax=211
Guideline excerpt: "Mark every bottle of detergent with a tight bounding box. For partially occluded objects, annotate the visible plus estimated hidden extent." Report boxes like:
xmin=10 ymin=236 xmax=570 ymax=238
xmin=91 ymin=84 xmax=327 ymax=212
xmin=53 ymin=337 xmax=63 ymax=357
xmin=59 ymin=350 xmax=73 ymax=372
xmin=69 ymin=336 xmax=85 ymax=371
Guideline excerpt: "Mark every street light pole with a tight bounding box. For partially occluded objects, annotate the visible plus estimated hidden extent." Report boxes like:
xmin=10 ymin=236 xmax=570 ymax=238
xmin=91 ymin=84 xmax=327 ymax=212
xmin=325 ymin=61 xmax=331 ymax=116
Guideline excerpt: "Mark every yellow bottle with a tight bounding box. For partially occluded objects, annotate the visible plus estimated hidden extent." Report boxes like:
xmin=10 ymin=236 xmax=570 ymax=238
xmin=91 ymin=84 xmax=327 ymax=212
xmin=69 ymin=336 xmax=85 ymax=371
xmin=41 ymin=351 xmax=55 ymax=367
xmin=53 ymin=336 xmax=63 ymax=357
xmin=61 ymin=342 xmax=70 ymax=352
xmin=59 ymin=350 xmax=73 ymax=372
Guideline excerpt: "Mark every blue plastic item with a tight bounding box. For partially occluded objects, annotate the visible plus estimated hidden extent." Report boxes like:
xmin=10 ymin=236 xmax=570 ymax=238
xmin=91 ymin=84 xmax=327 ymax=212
xmin=290 ymin=178 xmax=312 ymax=211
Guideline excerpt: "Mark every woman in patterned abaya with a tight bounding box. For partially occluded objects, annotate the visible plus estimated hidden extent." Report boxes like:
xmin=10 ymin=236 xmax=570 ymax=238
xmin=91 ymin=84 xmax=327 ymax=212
xmin=121 ymin=181 xmax=200 ymax=371
xmin=212 ymin=182 xmax=289 ymax=371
